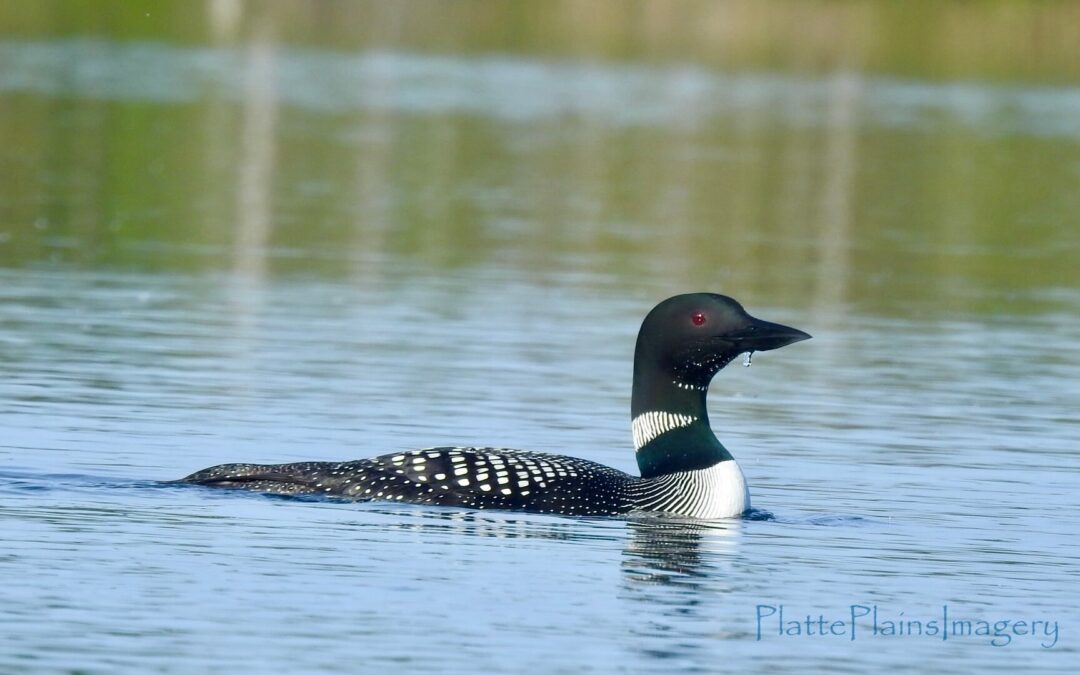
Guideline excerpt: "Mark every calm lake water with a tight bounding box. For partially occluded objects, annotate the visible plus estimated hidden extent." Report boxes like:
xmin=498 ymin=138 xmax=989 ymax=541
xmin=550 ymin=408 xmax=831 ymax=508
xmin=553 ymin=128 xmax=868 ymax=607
xmin=2 ymin=16 xmax=1079 ymax=674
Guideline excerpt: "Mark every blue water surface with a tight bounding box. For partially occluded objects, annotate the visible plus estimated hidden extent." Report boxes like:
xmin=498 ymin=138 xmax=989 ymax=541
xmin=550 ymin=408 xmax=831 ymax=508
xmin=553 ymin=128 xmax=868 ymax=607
xmin=1 ymin=266 xmax=1077 ymax=673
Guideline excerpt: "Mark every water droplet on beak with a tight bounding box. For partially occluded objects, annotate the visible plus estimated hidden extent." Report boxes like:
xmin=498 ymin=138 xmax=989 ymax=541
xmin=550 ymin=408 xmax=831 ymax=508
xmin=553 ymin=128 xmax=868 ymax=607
xmin=743 ymin=351 xmax=754 ymax=368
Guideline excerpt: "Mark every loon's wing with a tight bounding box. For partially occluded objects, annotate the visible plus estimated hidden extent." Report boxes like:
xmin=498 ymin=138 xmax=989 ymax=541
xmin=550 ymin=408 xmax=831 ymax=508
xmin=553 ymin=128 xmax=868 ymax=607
xmin=180 ymin=447 xmax=637 ymax=516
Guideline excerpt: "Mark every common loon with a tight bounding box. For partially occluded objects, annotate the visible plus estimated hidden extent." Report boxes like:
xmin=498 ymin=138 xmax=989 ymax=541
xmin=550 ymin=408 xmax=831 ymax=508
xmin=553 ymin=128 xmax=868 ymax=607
xmin=180 ymin=293 xmax=809 ymax=518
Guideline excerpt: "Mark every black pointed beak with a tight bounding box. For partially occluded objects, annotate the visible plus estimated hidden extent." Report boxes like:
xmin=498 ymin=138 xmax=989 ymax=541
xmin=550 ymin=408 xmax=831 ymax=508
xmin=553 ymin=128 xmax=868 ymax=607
xmin=729 ymin=316 xmax=811 ymax=352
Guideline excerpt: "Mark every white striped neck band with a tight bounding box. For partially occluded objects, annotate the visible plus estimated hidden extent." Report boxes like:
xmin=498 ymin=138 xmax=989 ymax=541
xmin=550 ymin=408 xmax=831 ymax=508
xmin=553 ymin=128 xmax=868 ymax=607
xmin=631 ymin=411 xmax=698 ymax=451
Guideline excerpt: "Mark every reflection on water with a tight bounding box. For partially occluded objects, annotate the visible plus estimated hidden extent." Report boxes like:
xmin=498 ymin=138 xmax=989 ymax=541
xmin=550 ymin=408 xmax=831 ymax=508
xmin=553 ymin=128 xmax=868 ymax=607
xmin=353 ymin=507 xmax=606 ymax=545
xmin=623 ymin=517 xmax=742 ymax=584
xmin=620 ymin=519 xmax=743 ymax=666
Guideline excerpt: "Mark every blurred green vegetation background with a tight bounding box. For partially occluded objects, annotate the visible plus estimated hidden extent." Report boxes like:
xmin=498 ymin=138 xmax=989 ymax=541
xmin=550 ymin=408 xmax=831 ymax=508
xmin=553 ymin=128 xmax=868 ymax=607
xmin=7 ymin=0 xmax=1080 ymax=82
xmin=1 ymin=0 xmax=1078 ymax=317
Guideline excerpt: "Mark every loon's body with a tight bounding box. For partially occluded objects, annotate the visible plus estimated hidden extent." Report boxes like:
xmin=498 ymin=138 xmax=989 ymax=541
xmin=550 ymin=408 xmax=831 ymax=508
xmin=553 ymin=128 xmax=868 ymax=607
xmin=181 ymin=447 xmax=749 ymax=518
xmin=180 ymin=293 xmax=809 ymax=519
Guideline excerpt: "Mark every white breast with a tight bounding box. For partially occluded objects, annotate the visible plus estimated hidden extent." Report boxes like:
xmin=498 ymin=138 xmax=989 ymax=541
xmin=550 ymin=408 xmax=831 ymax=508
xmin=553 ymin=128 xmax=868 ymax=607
xmin=631 ymin=459 xmax=750 ymax=519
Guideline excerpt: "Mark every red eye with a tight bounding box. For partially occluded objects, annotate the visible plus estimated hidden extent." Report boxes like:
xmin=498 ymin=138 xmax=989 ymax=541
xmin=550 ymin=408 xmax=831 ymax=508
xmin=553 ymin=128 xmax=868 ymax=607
xmin=691 ymin=311 xmax=707 ymax=326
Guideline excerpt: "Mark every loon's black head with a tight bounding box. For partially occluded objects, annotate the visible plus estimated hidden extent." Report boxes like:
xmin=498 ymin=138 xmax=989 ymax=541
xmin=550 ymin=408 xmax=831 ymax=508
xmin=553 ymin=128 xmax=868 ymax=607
xmin=631 ymin=293 xmax=810 ymax=477
xmin=632 ymin=293 xmax=811 ymax=414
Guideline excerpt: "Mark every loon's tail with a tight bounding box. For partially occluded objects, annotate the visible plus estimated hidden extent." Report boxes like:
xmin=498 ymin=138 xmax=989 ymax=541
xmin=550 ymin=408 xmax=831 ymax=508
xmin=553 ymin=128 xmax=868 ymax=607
xmin=177 ymin=461 xmax=339 ymax=497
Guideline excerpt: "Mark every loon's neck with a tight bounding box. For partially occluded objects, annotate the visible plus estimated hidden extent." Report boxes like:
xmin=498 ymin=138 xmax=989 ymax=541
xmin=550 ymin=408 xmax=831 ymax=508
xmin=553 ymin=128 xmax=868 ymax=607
xmin=631 ymin=366 xmax=733 ymax=479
